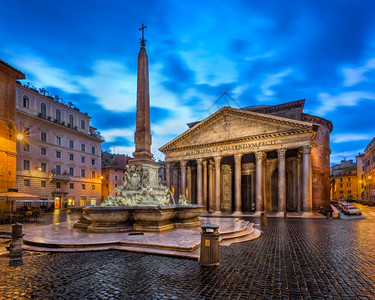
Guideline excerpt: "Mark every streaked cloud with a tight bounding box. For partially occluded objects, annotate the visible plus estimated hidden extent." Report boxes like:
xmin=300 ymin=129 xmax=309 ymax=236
xmin=332 ymin=133 xmax=373 ymax=144
xmin=342 ymin=58 xmax=375 ymax=87
xmin=316 ymin=91 xmax=375 ymax=115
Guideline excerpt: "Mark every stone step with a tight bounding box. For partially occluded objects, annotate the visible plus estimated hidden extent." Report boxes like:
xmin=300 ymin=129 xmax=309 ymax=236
xmin=220 ymin=229 xmax=261 ymax=246
xmin=219 ymin=224 xmax=254 ymax=244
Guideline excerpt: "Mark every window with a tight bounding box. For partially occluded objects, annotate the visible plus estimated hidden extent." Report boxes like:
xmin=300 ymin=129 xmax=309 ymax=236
xmin=56 ymin=165 xmax=61 ymax=174
xmin=41 ymin=181 xmax=46 ymax=188
xmin=24 ymin=179 xmax=30 ymax=186
xmin=41 ymin=103 xmax=46 ymax=118
xmin=81 ymin=157 xmax=86 ymax=163
xmin=90 ymin=197 xmax=96 ymax=206
xmin=41 ymin=132 xmax=47 ymax=142
xmin=340 ymin=184 xmax=343 ymax=188
xmin=56 ymin=109 xmax=61 ymax=123
xmin=348 ymin=190 xmax=352 ymax=194
xmin=339 ymin=190 xmax=343 ymax=194
xmin=41 ymin=147 xmax=47 ymax=155
xmin=56 ymin=151 xmax=61 ymax=158
xmin=23 ymin=144 xmax=30 ymax=152
xmin=41 ymin=163 xmax=47 ymax=172
xmin=81 ymin=144 xmax=85 ymax=152
xmin=115 ymin=176 xmax=117 ymax=180
xmin=69 ymin=140 xmax=74 ymax=149
xmin=340 ymin=178 xmax=343 ymax=182
xmin=69 ymin=167 xmax=74 ymax=176
xmin=56 ymin=182 xmax=61 ymax=189
xmin=82 ymin=184 xmax=86 ymax=190
xmin=92 ymin=185 xmax=95 ymax=190
xmin=56 ymin=136 xmax=61 ymax=146
xmin=81 ymin=169 xmax=86 ymax=177
xmin=91 ymin=146 xmax=96 ymax=154
xmin=92 ymin=159 xmax=95 ymax=165
xmin=24 ymin=160 xmax=30 ymax=170
xmin=92 ymin=171 xmax=96 ymax=178
xmin=23 ymin=95 xmax=29 ymax=108
xmin=81 ymin=120 xmax=86 ymax=129
xmin=69 ymin=115 xmax=74 ymax=127
xmin=106 ymin=184 xmax=108 ymax=188
xmin=68 ymin=197 xmax=75 ymax=206
xmin=70 ymin=183 xmax=74 ymax=189
xmin=80 ymin=197 xmax=86 ymax=206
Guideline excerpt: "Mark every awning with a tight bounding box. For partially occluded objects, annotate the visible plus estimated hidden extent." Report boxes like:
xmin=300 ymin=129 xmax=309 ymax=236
xmin=15 ymin=200 xmax=55 ymax=203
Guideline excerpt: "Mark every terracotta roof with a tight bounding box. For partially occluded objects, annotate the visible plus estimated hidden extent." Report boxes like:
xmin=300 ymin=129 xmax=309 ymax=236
xmin=0 ymin=59 xmax=25 ymax=79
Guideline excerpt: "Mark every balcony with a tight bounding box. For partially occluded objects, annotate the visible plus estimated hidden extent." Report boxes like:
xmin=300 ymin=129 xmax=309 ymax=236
xmin=50 ymin=171 xmax=70 ymax=181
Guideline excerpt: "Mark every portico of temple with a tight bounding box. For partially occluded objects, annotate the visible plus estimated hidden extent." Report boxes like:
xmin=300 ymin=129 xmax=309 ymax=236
xmin=159 ymin=100 xmax=332 ymax=215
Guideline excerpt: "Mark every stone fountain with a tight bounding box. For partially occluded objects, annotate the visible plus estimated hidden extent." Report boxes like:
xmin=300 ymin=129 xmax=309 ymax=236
xmin=74 ymin=27 xmax=203 ymax=233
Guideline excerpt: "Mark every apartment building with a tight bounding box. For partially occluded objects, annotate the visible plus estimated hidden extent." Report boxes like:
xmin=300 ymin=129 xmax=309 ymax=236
xmin=15 ymin=82 xmax=104 ymax=208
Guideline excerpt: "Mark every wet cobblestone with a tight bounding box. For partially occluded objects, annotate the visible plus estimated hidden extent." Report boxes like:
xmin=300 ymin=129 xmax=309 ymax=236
xmin=1 ymin=207 xmax=375 ymax=299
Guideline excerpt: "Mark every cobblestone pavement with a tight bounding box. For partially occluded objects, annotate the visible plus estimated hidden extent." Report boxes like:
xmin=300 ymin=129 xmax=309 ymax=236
xmin=1 ymin=205 xmax=375 ymax=299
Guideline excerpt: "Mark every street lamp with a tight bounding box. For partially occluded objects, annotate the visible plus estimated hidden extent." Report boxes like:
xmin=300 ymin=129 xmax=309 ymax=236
xmin=16 ymin=133 xmax=24 ymax=141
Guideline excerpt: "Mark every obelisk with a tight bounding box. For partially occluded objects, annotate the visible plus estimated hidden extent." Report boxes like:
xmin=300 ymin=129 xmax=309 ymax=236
xmin=130 ymin=24 xmax=156 ymax=166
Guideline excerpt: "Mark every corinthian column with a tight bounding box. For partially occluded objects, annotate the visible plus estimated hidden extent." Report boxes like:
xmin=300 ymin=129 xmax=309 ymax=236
xmin=202 ymin=160 xmax=208 ymax=209
xmin=165 ymin=162 xmax=171 ymax=188
xmin=180 ymin=160 xmax=187 ymax=197
xmin=278 ymin=149 xmax=286 ymax=213
xmin=196 ymin=158 xmax=203 ymax=205
xmin=173 ymin=163 xmax=179 ymax=204
xmin=234 ymin=154 xmax=243 ymax=213
xmin=255 ymin=151 xmax=266 ymax=213
xmin=301 ymin=146 xmax=312 ymax=212
xmin=214 ymin=156 xmax=222 ymax=212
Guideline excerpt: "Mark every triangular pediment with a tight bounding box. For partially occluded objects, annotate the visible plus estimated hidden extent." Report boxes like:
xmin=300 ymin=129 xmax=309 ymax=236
xmin=160 ymin=107 xmax=316 ymax=153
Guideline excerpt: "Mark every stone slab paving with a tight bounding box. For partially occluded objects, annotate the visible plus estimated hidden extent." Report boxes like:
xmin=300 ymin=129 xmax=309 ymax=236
xmin=1 ymin=205 xmax=375 ymax=299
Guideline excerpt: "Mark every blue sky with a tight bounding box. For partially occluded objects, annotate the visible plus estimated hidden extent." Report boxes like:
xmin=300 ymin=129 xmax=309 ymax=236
xmin=2 ymin=0 xmax=375 ymax=164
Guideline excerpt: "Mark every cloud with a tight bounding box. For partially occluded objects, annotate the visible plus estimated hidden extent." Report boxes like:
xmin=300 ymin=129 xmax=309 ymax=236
xmin=78 ymin=60 xmax=136 ymax=112
xmin=332 ymin=133 xmax=373 ymax=144
xmin=330 ymin=150 xmax=363 ymax=165
xmin=10 ymin=54 xmax=82 ymax=94
xmin=257 ymin=68 xmax=293 ymax=101
xmin=315 ymin=91 xmax=375 ymax=115
xmin=342 ymin=58 xmax=375 ymax=87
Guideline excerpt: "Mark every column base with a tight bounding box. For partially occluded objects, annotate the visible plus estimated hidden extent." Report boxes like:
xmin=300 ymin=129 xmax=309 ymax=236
xmin=275 ymin=211 xmax=287 ymax=218
xmin=299 ymin=211 xmax=314 ymax=218
xmin=232 ymin=211 xmax=243 ymax=216
xmin=253 ymin=211 xmax=264 ymax=216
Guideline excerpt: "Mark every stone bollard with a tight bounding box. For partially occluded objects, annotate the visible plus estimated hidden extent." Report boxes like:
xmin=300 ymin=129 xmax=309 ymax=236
xmin=261 ymin=212 xmax=267 ymax=225
xmin=9 ymin=223 xmax=23 ymax=258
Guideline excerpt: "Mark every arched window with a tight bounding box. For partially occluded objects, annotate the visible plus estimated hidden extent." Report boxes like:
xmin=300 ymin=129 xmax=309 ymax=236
xmin=41 ymin=103 xmax=46 ymax=118
xmin=81 ymin=120 xmax=86 ymax=130
xmin=56 ymin=109 xmax=61 ymax=123
xmin=23 ymin=95 xmax=29 ymax=108
xmin=69 ymin=115 xmax=74 ymax=127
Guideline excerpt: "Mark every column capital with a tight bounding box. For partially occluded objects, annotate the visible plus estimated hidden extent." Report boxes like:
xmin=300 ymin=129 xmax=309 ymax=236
xmin=255 ymin=151 xmax=266 ymax=160
xmin=234 ymin=154 xmax=243 ymax=163
xmin=196 ymin=158 xmax=203 ymax=165
xmin=165 ymin=162 xmax=172 ymax=167
xmin=202 ymin=159 xmax=207 ymax=167
xmin=214 ymin=156 xmax=222 ymax=164
xmin=277 ymin=148 xmax=286 ymax=158
xmin=302 ymin=145 xmax=311 ymax=155
xmin=180 ymin=160 xmax=187 ymax=168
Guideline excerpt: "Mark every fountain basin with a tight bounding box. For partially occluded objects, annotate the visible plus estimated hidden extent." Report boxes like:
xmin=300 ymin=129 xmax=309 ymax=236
xmin=74 ymin=205 xmax=204 ymax=233
xmin=133 ymin=206 xmax=176 ymax=232
xmin=74 ymin=206 xmax=132 ymax=233
xmin=174 ymin=204 xmax=204 ymax=228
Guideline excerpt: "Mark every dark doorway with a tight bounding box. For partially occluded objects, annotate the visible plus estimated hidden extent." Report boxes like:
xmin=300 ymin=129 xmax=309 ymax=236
xmin=241 ymin=175 xmax=252 ymax=211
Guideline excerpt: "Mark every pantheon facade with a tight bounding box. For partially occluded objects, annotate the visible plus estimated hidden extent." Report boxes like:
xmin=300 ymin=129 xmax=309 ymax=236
xmin=159 ymin=100 xmax=332 ymax=215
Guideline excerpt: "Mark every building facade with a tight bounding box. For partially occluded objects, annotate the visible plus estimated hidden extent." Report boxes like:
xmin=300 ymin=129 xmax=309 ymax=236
xmin=363 ymin=138 xmax=375 ymax=203
xmin=15 ymin=82 xmax=104 ymax=208
xmin=0 ymin=60 xmax=25 ymax=194
xmin=160 ymin=100 xmax=332 ymax=214
xmin=331 ymin=159 xmax=359 ymax=201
